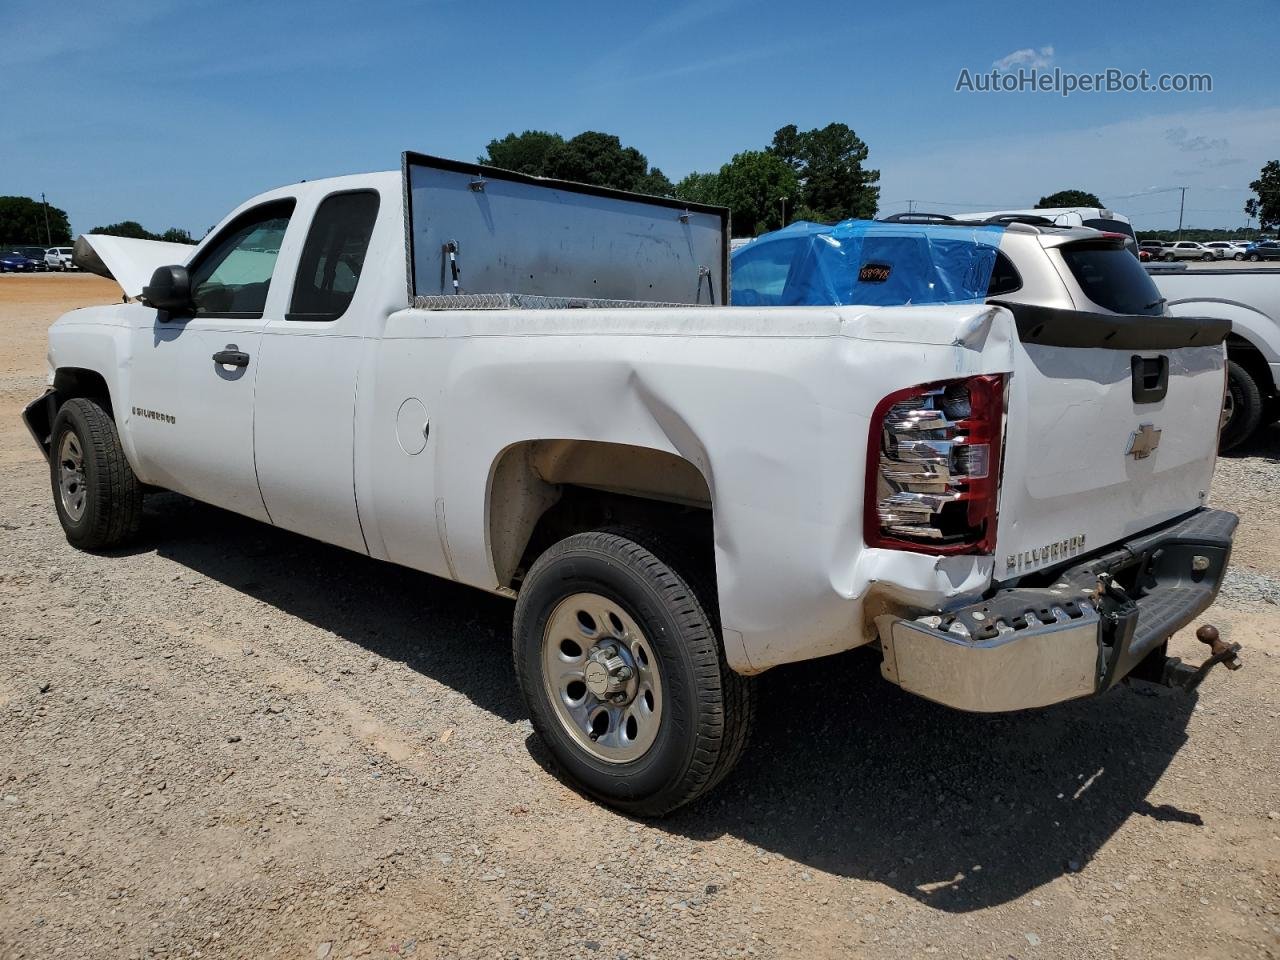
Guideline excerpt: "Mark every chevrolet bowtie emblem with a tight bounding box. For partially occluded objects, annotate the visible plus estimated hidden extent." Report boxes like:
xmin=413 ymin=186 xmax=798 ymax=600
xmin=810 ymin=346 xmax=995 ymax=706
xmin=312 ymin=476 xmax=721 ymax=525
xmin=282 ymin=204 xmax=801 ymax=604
xmin=1128 ymin=423 xmax=1162 ymax=460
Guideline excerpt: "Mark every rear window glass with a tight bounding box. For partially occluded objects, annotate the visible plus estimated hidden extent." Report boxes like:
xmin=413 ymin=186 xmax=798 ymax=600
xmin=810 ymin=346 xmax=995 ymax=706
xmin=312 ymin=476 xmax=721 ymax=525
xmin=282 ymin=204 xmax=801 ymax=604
xmin=1060 ymin=242 xmax=1164 ymax=316
xmin=288 ymin=191 xmax=380 ymax=321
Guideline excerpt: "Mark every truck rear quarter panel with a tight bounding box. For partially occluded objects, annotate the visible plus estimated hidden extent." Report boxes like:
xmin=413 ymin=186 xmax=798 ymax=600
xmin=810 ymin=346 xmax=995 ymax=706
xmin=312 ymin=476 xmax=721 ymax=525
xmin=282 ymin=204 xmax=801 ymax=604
xmin=368 ymin=304 xmax=1011 ymax=672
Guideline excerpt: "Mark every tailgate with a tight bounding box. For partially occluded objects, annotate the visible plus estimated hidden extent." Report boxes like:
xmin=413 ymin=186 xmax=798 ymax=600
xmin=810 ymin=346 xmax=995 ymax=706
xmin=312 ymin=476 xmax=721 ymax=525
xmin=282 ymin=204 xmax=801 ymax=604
xmin=994 ymin=302 xmax=1230 ymax=581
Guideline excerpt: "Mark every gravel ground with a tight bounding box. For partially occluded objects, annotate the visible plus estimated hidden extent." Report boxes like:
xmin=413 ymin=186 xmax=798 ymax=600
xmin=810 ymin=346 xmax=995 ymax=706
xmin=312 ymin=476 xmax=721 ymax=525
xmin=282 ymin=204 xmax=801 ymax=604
xmin=1 ymin=275 xmax=1277 ymax=960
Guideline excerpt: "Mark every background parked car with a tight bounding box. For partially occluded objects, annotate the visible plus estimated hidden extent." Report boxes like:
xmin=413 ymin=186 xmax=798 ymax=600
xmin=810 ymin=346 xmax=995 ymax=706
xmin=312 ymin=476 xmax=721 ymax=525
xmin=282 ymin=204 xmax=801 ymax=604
xmin=1163 ymin=241 xmax=1216 ymax=261
xmin=13 ymin=245 xmax=51 ymax=270
xmin=1245 ymin=240 xmax=1280 ymax=262
xmin=1203 ymin=241 xmax=1238 ymax=259
xmin=44 ymin=247 xmax=74 ymax=270
xmin=0 ymin=250 xmax=40 ymax=272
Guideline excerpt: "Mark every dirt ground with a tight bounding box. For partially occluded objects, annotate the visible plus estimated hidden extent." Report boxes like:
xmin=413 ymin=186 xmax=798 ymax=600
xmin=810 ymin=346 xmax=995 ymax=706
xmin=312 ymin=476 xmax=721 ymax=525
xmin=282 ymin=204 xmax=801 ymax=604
xmin=0 ymin=273 xmax=1276 ymax=960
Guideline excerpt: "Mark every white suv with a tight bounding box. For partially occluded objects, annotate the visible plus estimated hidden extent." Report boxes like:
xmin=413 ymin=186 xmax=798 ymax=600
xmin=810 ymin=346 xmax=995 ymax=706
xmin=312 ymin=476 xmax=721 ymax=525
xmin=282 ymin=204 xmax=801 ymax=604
xmin=1161 ymin=241 xmax=1216 ymax=262
xmin=44 ymin=247 xmax=74 ymax=271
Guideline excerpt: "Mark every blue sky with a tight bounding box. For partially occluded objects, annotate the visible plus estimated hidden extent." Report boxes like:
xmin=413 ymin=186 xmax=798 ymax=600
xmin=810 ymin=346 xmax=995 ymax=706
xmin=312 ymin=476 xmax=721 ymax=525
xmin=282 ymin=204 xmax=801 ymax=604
xmin=3 ymin=0 xmax=1276 ymax=235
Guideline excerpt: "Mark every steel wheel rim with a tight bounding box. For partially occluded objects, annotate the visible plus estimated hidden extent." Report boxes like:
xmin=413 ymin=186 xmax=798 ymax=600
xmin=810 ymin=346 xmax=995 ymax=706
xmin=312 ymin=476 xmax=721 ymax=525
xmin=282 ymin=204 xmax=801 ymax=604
xmin=540 ymin=592 xmax=663 ymax=764
xmin=1222 ymin=387 xmax=1235 ymax=430
xmin=57 ymin=431 xmax=87 ymax=522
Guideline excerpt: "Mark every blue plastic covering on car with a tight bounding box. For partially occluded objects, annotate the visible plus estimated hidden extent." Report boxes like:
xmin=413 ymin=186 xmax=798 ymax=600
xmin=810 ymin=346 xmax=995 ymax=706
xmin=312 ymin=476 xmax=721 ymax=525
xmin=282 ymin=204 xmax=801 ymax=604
xmin=730 ymin=220 xmax=1005 ymax=307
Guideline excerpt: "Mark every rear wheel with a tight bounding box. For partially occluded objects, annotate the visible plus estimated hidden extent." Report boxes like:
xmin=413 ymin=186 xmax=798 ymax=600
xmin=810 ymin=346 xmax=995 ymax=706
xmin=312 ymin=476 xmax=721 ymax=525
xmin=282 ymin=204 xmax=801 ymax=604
xmin=1234 ymin=253 xmax=1246 ymax=261
xmin=1163 ymin=253 xmax=1176 ymax=262
xmin=1249 ymin=253 xmax=1261 ymax=262
xmin=50 ymin=398 xmax=143 ymax=549
xmin=1220 ymin=360 xmax=1263 ymax=452
xmin=1201 ymin=252 xmax=1214 ymax=261
xmin=513 ymin=528 xmax=755 ymax=816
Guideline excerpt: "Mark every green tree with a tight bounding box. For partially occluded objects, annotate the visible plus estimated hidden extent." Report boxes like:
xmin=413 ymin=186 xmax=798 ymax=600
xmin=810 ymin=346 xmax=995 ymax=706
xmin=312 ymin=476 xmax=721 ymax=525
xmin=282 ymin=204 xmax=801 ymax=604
xmin=480 ymin=130 xmax=565 ymax=175
xmin=768 ymin=123 xmax=879 ymax=222
xmin=160 ymin=227 xmax=194 ymax=243
xmin=543 ymin=131 xmax=647 ymax=191
xmin=1246 ymin=161 xmax=1280 ymax=231
xmin=480 ymin=130 xmax=672 ymax=194
xmin=1036 ymin=189 xmax=1103 ymax=208
xmin=0 ymin=195 xmax=72 ymax=245
xmin=673 ymin=171 xmax=722 ymax=206
xmin=89 ymin=220 xmax=158 ymax=240
xmin=633 ymin=167 xmax=675 ymax=198
xmin=677 ymin=151 xmax=799 ymax=237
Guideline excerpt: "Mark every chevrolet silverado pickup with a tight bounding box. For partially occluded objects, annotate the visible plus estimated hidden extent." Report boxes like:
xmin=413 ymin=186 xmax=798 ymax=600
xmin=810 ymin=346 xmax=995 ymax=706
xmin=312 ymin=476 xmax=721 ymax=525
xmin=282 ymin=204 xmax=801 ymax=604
xmin=24 ymin=154 xmax=1240 ymax=815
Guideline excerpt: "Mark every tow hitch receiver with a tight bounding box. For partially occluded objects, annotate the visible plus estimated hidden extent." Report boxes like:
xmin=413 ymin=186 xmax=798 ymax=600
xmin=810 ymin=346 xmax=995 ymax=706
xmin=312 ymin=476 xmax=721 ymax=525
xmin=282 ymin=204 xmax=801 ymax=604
xmin=1159 ymin=624 xmax=1242 ymax=693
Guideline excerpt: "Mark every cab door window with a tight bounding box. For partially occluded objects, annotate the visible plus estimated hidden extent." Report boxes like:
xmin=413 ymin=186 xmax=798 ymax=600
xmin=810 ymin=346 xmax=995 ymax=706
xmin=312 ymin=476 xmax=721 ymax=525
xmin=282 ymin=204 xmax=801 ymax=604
xmin=189 ymin=199 xmax=295 ymax=318
xmin=287 ymin=191 xmax=380 ymax=322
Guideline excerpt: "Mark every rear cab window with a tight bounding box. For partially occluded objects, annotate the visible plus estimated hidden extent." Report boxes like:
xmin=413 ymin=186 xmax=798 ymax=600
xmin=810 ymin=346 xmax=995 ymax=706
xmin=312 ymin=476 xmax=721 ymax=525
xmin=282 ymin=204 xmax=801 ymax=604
xmin=1059 ymin=241 xmax=1165 ymax=316
xmin=287 ymin=191 xmax=381 ymax=322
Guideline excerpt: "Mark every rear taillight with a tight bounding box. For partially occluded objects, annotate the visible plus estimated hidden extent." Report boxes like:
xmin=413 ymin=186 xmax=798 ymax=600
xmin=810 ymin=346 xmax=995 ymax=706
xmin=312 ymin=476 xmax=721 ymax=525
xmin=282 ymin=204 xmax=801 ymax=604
xmin=864 ymin=374 xmax=1005 ymax=554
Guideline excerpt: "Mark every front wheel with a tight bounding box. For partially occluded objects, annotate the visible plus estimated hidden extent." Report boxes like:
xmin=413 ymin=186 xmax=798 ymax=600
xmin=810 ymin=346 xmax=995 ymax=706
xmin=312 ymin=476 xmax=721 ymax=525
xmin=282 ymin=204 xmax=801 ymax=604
xmin=1202 ymin=252 xmax=1214 ymax=261
xmin=513 ymin=529 xmax=755 ymax=816
xmin=50 ymin=397 xmax=143 ymax=549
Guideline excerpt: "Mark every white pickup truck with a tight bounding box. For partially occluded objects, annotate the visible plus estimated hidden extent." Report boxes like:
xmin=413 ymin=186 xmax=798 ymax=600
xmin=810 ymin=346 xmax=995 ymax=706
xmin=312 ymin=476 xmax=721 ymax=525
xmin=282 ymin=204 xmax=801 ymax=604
xmin=25 ymin=154 xmax=1240 ymax=815
xmin=1148 ymin=265 xmax=1280 ymax=450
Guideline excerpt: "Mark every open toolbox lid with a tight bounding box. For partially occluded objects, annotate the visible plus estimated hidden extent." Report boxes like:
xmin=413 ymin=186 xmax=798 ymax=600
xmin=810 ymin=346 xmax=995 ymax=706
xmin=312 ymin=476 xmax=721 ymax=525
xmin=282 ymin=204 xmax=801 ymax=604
xmin=403 ymin=152 xmax=729 ymax=305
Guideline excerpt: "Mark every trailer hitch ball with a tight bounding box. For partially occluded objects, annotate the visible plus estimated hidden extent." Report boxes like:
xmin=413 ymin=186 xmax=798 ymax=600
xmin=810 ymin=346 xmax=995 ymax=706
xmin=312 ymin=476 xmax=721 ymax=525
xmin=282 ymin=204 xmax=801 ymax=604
xmin=1157 ymin=623 xmax=1242 ymax=693
xmin=1195 ymin=623 xmax=1242 ymax=671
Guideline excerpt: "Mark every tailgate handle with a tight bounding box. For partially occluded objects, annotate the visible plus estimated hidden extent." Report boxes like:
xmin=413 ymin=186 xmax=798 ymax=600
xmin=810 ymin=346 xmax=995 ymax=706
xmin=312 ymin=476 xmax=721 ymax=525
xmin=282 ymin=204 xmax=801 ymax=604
xmin=1131 ymin=355 xmax=1169 ymax=404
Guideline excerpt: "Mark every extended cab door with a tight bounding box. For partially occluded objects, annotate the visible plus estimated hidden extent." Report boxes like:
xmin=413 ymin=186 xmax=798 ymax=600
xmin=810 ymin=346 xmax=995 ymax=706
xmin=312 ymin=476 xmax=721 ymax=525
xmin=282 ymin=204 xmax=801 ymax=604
xmin=127 ymin=199 xmax=296 ymax=522
xmin=251 ymin=190 xmax=383 ymax=553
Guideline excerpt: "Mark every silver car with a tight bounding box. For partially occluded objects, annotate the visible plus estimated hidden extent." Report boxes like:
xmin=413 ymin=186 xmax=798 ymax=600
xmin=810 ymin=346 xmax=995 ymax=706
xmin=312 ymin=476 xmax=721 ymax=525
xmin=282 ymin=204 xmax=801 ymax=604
xmin=1162 ymin=241 xmax=1216 ymax=262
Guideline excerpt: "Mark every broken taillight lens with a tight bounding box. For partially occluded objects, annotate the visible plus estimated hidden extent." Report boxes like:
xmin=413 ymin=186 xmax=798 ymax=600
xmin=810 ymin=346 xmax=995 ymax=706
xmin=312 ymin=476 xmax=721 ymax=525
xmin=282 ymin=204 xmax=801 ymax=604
xmin=864 ymin=374 xmax=1005 ymax=554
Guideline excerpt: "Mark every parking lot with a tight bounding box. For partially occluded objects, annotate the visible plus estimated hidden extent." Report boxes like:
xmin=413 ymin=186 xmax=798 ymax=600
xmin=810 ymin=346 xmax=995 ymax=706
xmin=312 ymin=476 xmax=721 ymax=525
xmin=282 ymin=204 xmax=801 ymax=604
xmin=0 ymin=273 xmax=1277 ymax=960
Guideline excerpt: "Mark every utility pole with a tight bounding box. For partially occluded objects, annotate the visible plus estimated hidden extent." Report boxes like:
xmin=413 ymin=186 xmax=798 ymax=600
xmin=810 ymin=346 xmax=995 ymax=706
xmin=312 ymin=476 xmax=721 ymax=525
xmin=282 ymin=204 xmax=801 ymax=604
xmin=40 ymin=193 xmax=52 ymax=246
xmin=779 ymin=196 xmax=787 ymax=227
xmin=907 ymin=199 xmax=916 ymax=214
xmin=1176 ymin=186 xmax=1187 ymax=241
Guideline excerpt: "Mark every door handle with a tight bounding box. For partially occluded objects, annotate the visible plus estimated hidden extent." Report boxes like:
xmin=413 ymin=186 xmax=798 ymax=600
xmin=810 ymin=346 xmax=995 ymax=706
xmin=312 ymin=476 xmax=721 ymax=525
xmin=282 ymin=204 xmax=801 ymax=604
xmin=212 ymin=348 xmax=250 ymax=368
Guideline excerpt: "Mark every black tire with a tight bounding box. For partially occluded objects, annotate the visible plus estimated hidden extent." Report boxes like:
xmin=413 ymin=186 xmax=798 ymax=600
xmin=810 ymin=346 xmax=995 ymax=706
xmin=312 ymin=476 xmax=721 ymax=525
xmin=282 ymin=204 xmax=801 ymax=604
xmin=50 ymin=397 xmax=143 ymax=549
xmin=513 ymin=528 xmax=755 ymax=817
xmin=1163 ymin=253 xmax=1176 ymax=262
xmin=1248 ymin=253 xmax=1260 ymax=262
xmin=1234 ymin=253 xmax=1245 ymax=261
xmin=1220 ymin=360 xmax=1263 ymax=453
xmin=1202 ymin=252 xmax=1214 ymax=261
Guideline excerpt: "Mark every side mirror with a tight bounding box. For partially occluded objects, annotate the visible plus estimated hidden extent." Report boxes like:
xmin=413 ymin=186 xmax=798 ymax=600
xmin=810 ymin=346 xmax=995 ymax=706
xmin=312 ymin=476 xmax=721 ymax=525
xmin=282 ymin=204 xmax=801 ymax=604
xmin=142 ymin=265 xmax=193 ymax=317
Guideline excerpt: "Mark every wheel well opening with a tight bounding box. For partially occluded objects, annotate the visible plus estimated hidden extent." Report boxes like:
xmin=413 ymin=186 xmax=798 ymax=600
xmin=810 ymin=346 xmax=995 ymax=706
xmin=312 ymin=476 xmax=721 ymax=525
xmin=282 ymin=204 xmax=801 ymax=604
xmin=53 ymin=368 xmax=113 ymax=417
xmin=1226 ymin=335 xmax=1275 ymax=399
xmin=487 ymin=440 xmax=714 ymax=591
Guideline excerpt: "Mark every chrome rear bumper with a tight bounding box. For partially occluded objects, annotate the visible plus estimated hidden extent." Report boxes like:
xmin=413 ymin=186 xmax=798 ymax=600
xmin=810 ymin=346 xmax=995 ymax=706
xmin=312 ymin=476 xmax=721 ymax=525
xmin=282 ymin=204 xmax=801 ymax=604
xmin=879 ymin=508 xmax=1238 ymax=713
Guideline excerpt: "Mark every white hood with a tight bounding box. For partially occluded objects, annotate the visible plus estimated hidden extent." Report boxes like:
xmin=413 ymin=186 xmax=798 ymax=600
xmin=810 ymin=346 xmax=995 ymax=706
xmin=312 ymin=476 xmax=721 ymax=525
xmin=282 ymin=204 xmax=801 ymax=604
xmin=72 ymin=234 xmax=196 ymax=299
